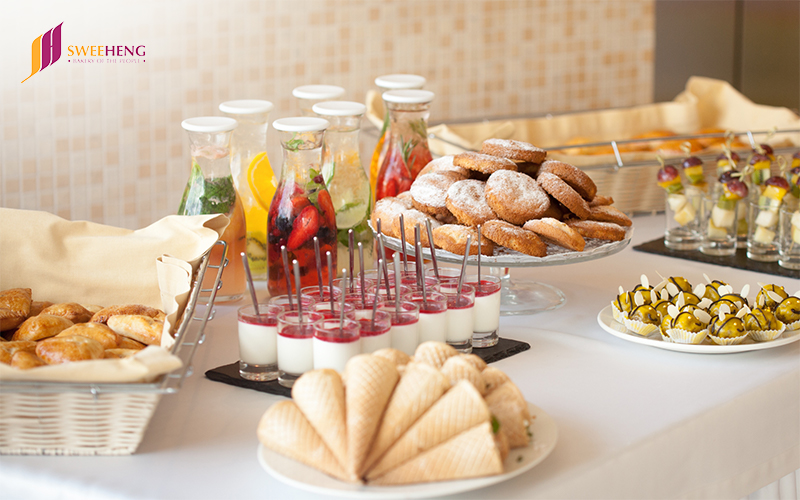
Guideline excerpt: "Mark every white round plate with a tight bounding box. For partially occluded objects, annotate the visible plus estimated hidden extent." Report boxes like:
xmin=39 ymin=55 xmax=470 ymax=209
xmin=257 ymin=402 xmax=558 ymax=499
xmin=597 ymin=305 xmax=800 ymax=354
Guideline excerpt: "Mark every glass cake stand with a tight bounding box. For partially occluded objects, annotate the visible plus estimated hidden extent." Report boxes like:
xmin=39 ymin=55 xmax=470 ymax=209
xmin=376 ymin=227 xmax=633 ymax=316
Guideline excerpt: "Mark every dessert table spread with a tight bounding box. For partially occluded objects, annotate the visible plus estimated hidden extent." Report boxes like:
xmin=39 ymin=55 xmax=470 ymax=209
xmin=1 ymin=214 xmax=798 ymax=500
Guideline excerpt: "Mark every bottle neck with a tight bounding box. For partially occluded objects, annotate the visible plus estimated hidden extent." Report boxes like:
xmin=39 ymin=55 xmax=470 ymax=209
xmin=281 ymin=146 xmax=323 ymax=184
xmin=386 ymin=105 xmax=430 ymax=148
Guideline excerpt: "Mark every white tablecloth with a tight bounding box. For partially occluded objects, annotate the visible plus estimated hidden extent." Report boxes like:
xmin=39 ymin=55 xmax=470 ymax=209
xmin=1 ymin=215 xmax=798 ymax=499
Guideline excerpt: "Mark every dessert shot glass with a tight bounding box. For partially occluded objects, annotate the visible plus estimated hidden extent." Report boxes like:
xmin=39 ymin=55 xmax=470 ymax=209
xmin=357 ymin=309 xmax=392 ymax=353
xmin=301 ymin=285 xmax=343 ymax=303
xmin=276 ymin=310 xmax=323 ymax=388
xmin=237 ymin=304 xmax=282 ymax=381
xmin=311 ymin=301 xmax=356 ymax=320
xmin=440 ymin=282 xmax=475 ymax=353
xmin=403 ymin=290 xmax=448 ymax=344
xmin=345 ymin=292 xmax=386 ymax=320
xmin=426 ymin=266 xmax=461 ymax=284
xmin=664 ymin=190 xmax=703 ymax=251
xmin=268 ymin=293 xmax=316 ymax=312
xmin=700 ymin=194 xmax=738 ymax=256
xmin=747 ymin=200 xmax=780 ymax=262
xmin=333 ymin=277 xmax=374 ymax=294
xmin=313 ymin=318 xmax=361 ymax=372
xmin=465 ymin=274 xmax=502 ymax=348
xmin=380 ymin=301 xmax=420 ymax=356
xmin=779 ymin=205 xmax=800 ymax=269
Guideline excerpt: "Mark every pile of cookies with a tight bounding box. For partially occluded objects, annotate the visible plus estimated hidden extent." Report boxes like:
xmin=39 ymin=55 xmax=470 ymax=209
xmin=372 ymin=138 xmax=632 ymax=257
xmin=0 ymin=287 xmax=166 ymax=369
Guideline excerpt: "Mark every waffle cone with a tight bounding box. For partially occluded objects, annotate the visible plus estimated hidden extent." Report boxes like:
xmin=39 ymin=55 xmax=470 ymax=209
xmin=257 ymin=401 xmax=353 ymax=482
xmin=363 ymin=362 xmax=451 ymax=472
xmin=414 ymin=341 xmax=458 ymax=369
xmin=369 ymin=422 xmax=503 ymax=485
xmin=486 ymin=381 xmax=531 ymax=448
xmin=373 ymin=348 xmax=411 ymax=367
xmin=344 ymin=354 xmax=400 ymax=477
xmin=366 ymin=380 xmax=490 ymax=480
xmin=441 ymin=356 xmax=487 ymax=395
xmin=482 ymin=366 xmax=510 ymax=395
xmin=292 ymin=369 xmax=347 ymax=468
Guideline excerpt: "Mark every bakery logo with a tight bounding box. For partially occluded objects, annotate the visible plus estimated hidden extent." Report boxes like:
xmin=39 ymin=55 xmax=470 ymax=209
xmin=22 ymin=22 xmax=146 ymax=82
xmin=21 ymin=22 xmax=63 ymax=83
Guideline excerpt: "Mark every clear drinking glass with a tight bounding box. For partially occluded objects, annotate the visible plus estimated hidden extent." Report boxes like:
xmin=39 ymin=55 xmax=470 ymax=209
xmin=779 ymin=205 xmax=800 ymax=269
xmin=700 ymin=194 xmax=738 ymax=256
xmin=403 ymin=290 xmax=448 ymax=344
xmin=268 ymin=294 xmax=316 ymax=312
xmin=380 ymin=301 xmax=420 ymax=356
xmin=313 ymin=318 xmax=361 ymax=371
xmin=664 ymin=190 xmax=702 ymax=251
xmin=220 ymin=100 xmax=275 ymax=281
xmin=345 ymin=292 xmax=386 ymax=320
xmin=357 ymin=309 xmax=392 ymax=353
xmin=237 ymin=304 xmax=281 ymax=381
xmin=747 ymin=200 xmax=780 ymax=262
xmin=292 ymin=85 xmax=345 ymax=117
xmin=276 ymin=310 xmax=323 ymax=387
xmin=465 ymin=274 xmax=502 ymax=348
xmin=179 ymin=117 xmax=246 ymax=302
xmin=301 ymin=285 xmax=342 ymax=303
xmin=440 ymin=282 xmax=475 ymax=353
xmin=311 ymin=301 xmax=356 ymax=320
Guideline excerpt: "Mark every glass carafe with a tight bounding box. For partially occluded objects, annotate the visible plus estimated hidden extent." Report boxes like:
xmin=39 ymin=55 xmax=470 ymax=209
xmin=267 ymin=117 xmax=337 ymax=296
xmin=369 ymin=74 xmax=426 ymax=198
xmin=292 ymin=85 xmax=345 ymax=117
xmin=179 ymin=117 xmax=246 ymax=302
xmin=312 ymin=101 xmax=373 ymax=274
xmin=375 ymin=90 xmax=435 ymax=201
xmin=220 ymin=100 xmax=275 ymax=282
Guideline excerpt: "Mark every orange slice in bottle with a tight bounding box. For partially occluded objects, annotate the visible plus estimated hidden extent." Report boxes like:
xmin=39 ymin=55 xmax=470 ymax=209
xmin=247 ymin=152 xmax=277 ymax=211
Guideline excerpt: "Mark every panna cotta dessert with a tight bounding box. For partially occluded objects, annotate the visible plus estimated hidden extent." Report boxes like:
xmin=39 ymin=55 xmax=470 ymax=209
xmin=268 ymin=293 xmax=317 ymax=312
xmin=381 ymin=302 xmax=420 ymax=356
xmin=312 ymin=319 xmax=361 ymax=372
xmin=357 ymin=310 xmax=392 ymax=353
xmin=276 ymin=310 xmax=323 ymax=388
xmin=237 ymin=304 xmax=281 ymax=381
xmin=404 ymin=290 xmax=448 ymax=343
xmin=300 ymin=285 xmax=343 ymax=304
xmin=311 ymin=301 xmax=356 ymax=320
xmin=441 ymin=282 xmax=475 ymax=353
xmin=345 ymin=293 xmax=386 ymax=321
xmin=466 ymin=275 xmax=501 ymax=348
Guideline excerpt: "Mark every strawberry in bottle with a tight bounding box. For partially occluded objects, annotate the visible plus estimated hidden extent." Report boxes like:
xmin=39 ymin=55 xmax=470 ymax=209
xmin=267 ymin=118 xmax=337 ymax=297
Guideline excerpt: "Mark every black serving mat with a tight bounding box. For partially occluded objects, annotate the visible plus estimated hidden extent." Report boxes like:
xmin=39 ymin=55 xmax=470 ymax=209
xmin=205 ymin=337 xmax=530 ymax=397
xmin=634 ymin=237 xmax=800 ymax=278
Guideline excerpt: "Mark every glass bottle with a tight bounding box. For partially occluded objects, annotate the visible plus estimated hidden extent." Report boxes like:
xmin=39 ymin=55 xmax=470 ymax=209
xmin=220 ymin=100 xmax=275 ymax=282
xmin=312 ymin=101 xmax=373 ymax=273
xmin=267 ymin=117 xmax=337 ymax=296
xmin=369 ymin=74 xmax=426 ymax=198
xmin=375 ymin=90 xmax=435 ymax=201
xmin=179 ymin=117 xmax=246 ymax=302
xmin=292 ymin=85 xmax=345 ymax=117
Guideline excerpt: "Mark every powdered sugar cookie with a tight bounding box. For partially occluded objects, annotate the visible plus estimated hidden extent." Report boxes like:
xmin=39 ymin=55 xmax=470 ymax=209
xmin=482 ymin=220 xmax=547 ymax=257
xmin=538 ymin=160 xmax=597 ymax=201
xmin=537 ymin=172 xmax=591 ymax=219
xmin=453 ymin=152 xmax=517 ymax=175
xmin=417 ymin=156 xmax=470 ymax=178
xmin=445 ymin=179 xmax=498 ymax=227
xmin=480 ymin=138 xmax=547 ymax=164
xmin=565 ymin=220 xmax=626 ymax=241
xmin=410 ymin=171 xmax=463 ymax=219
xmin=484 ymin=170 xmax=550 ymax=225
xmin=588 ymin=205 xmax=632 ymax=227
xmin=523 ymin=217 xmax=585 ymax=251
xmin=432 ymin=224 xmax=494 ymax=256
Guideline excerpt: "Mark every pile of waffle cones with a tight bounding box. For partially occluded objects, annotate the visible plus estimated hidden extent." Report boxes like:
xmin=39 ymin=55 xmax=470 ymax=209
xmin=257 ymin=341 xmax=533 ymax=485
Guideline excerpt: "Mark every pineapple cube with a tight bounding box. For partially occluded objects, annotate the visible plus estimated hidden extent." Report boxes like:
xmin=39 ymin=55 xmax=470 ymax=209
xmin=707 ymin=220 xmax=728 ymax=239
xmin=753 ymin=225 xmax=776 ymax=244
xmin=754 ymin=209 xmax=779 ymax=228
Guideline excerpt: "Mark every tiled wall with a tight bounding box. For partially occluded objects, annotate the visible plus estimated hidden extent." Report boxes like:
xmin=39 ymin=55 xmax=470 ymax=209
xmin=1 ymin=0 xmax=654 ymax=229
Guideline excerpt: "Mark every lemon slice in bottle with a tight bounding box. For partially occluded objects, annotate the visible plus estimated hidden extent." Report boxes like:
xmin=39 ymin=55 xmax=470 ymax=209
xmin=247 ymin=152 xmax=277 ymax=211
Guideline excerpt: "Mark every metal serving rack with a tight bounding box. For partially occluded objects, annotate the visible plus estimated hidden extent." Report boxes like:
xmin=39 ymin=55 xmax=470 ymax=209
xmin=0 ymin=241 xmax=227 ymax=455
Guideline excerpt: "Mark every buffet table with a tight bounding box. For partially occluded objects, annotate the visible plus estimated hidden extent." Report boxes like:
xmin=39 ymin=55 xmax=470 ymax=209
xmin=1 ymin=214 xmax=798 ymax=499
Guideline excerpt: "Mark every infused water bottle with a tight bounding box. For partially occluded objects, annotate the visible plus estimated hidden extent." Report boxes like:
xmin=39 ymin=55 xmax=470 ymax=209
xmin=179 ymin=117 xmax=246 ymax=302
xmin=292 ymin=85 xmax=345 ymax=117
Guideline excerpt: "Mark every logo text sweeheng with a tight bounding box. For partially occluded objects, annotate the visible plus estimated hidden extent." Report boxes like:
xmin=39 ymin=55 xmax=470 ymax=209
xmin=68 ymin=45 xmax=145 ymax=57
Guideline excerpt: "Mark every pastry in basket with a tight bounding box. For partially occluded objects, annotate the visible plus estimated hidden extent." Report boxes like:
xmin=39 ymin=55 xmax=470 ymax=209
xmin=41 ymin=303 xmax=93 ymax=324
xmin=0 ymin=288 xmax=32 ymax=331
xmin=410 ymin=171 xmax=463 ymax=220
xmin=391 ymin=209 xmax=440 ymax=247
xmin=36 ymin=335 xmax=105 ymax=364
xmin=12 ymin=314 xmax=74 ymax=341
xmin=106 ymin=314 xmax=164 ymax=346
xmin=482 ymin=220 xmax=547 ymax=257
xmin=371 ymin=196 xmax=412 ymax=238
xmin=480 ymin=138 xmax=547 ymax=164
xmin=55 ymin=322 xmax=121 ymax=349
xmin=445 ymin=179 xmax=497 ymax=227
xmin=11 ymin=350 xmax=46 ymax=369
xmin=431 ymin=224 xmax=494 ymax=256
xmin=537 ymin=172 xmax=591 ymax=219
xmin=453 ymin=151 xmax=517 ymax=175
xmin=523 ymin=218 xmax=585 ymax=252
xmin=658 ymin=139 xmax=703 ymax=156
xmin=90 ymin=304 xmax=165 ymax=324
xmin=103 ymin=348 xmax=141 ymax=359
xmin=417 ymin=155 xmax=470 ymax=178
xmin=484 ymin=170 xmax=551 ymax=225
xmin=0 ymin=340 xmax=37 ymax=365
xmin=28 ymin=301 xmax=53 ymax=317
xmin=555 ymin=136 xmax=615 ymax=156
